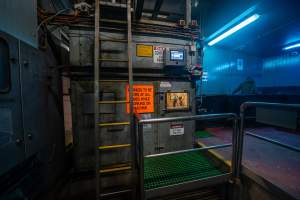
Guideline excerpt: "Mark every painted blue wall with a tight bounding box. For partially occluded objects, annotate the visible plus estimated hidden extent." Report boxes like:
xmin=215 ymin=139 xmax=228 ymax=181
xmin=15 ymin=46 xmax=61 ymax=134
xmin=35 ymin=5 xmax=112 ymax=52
xmin=260 ymin=52 xmax=300 ymax=87
xmin=200 ymin=47 xmax=300 ymax=96
xmin=201 ymin=47 xmax=262 ymax=95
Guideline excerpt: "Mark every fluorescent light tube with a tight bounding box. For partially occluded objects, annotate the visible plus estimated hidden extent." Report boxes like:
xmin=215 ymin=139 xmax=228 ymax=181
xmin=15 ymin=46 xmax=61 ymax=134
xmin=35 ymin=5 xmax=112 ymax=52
xmin=283 ymin=43 xmax=300 ymax=50
xmin=208 ymin=14 xmax=260 ymax=46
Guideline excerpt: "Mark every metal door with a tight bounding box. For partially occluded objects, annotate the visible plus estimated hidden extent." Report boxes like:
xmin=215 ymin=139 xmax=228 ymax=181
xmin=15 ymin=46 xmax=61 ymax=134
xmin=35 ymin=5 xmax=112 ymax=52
xmin=156 ymin=81 xmax=195 ymax=153
xmin=0 ymin=33 xmax=25 ymax=176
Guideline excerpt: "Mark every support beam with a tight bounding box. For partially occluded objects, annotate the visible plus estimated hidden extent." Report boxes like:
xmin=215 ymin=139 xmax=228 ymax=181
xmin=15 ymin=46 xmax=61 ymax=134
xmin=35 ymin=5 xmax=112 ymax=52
xmin=94 ymin=0 xmax=100 ymax=199
xmin=151 ymin=0 xmax=163 ymax=19
xmin=135 ymin=0 xmax=144 ymax=20
xmin=185 ymin=0 xmax=191 ymax=28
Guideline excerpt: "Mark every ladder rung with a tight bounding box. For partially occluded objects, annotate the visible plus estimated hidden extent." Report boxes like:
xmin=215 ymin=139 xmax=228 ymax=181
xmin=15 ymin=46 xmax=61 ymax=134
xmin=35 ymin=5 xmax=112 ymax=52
xmin=98 ymin=144 xmax=131 ymax=150
xmin=78 ymin=80 xmax=128 ymax=83
xmin=97 ymin=100 xmax=129 ymax=104
xmin=100 ymin=80 xmax=128 ymax=82
xmin=100 ymin=164 xmax=131 ymax=174
xmin=100 ymin=39 xmax=128 ymax=43
xmin=100 ymin=189 xmax=132 ymax=197
xmin=99 ymin=58 xmax=128 ymax=62
xmin=97 ymin=122 xmax=130 ymax=127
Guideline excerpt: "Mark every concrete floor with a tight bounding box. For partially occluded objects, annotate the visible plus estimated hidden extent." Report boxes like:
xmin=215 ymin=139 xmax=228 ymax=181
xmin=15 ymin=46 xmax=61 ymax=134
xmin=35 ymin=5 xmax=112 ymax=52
xmin=197 ymin=127 xmax=300 ymax=199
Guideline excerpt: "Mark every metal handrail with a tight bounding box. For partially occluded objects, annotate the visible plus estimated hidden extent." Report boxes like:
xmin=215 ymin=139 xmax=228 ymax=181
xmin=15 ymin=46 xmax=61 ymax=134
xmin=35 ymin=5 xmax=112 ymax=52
xmin=136 ymin=113 xmax=239 ymax=199
xmin=237 ymin=102 xmax=300 ymax=177
xmin=145 ymin=143 xmax=232 ymax=158
xmin=245 ymin=130 xmax=300 ymax=152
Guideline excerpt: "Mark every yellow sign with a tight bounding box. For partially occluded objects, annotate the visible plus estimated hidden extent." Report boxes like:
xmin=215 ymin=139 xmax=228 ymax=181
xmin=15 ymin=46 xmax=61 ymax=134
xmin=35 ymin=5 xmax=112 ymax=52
xmin=136 ymin=44 xmax=153 ymax=57
xmin=126 ymin=84 xmax=154 ymax=113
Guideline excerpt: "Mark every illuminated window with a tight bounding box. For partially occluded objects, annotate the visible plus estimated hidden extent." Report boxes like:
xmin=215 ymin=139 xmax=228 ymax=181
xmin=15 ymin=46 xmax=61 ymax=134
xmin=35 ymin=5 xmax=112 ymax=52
xmin=166 ymin=92 xmax=190 ymax=111
xmin=0 ymin=38 xmax=10 ymax=93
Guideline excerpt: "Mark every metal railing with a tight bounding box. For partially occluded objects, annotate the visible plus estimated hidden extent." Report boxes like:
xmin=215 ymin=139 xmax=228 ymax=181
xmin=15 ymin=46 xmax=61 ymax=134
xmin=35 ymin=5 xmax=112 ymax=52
xmin=135 ymin=113 xmax=239 ymax=199
xmin=237 ymin=102 xmax=300 ymax=177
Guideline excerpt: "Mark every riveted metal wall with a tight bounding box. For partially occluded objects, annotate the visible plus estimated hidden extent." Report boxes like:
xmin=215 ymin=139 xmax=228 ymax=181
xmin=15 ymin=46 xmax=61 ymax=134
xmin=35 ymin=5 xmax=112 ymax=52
xmin=69 ymin=29 xmax=194 ymax=69
xmin=0 ymin=31 xmax=66 ymax=198
xmin=70 ymin=81 xmax=195 ymax=160
xmin=0 ymin=32 xmax=25 ymax=176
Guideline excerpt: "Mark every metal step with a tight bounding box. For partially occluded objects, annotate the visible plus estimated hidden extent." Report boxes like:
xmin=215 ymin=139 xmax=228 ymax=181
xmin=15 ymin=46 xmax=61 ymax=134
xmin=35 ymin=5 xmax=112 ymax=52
xmin=98 ymin=144 xmax=131 ymax=150
xmin=99 ymin=80 xmax=128 ymax=82
xmin=97 ymin=122 xmax=130 ymax=127
xmin=97 ymin=100 xmax=129 ymax=104
xmin=100 ymin=188 xmax=132 ymax=199
xmin=100 ymin=163 xmax=132 ymax=174
xmin=155 ymin=187 xmax=224 ymax=200
xmin=99 ymin=58 xmax=128 ymax=62
xmin=100 ymin=39 xmax=128 ymax=43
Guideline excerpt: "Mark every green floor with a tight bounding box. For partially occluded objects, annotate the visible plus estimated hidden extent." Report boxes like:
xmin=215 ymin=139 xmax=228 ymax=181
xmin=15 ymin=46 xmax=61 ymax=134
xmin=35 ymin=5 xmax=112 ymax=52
xmin=144 ymin=151 xmax=223 ymax=190
xmin=194 ymin=130 xmax=214 ymax=138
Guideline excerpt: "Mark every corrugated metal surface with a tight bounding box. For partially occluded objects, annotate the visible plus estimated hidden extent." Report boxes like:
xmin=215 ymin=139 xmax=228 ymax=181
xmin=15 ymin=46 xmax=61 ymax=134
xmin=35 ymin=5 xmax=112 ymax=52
xmin=0 ymin=0 xmax=38 ymax=48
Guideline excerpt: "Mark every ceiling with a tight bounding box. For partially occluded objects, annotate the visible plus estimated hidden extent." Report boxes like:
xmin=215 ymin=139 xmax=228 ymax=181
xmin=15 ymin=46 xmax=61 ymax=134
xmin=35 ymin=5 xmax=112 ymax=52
xmin=140 ymin=0 xmax=300 ymax=57
xmin=192 ymin=0 xmax=300 ymax=57
xmin=65 ymin=0 xmax=300 ymax=58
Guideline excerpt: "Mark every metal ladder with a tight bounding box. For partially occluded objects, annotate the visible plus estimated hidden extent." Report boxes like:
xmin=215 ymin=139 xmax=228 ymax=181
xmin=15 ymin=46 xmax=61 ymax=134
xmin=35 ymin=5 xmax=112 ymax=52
xmin=94 ymin=0 xmax=136 ymax=199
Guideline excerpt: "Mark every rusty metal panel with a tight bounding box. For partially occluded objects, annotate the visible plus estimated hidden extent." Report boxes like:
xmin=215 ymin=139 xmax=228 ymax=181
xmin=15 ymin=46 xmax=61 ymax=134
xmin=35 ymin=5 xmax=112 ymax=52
xmin=0 ymin=0 xmax=38 ymax=48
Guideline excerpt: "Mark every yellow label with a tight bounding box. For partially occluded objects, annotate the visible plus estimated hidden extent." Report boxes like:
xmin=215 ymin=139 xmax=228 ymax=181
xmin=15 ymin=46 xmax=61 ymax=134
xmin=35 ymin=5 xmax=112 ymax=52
xmin=136 ymin=44 xmax=153 ymax=57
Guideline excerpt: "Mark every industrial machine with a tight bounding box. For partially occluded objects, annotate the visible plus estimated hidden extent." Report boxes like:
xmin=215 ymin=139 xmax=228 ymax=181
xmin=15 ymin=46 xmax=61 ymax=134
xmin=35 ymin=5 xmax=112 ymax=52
xmin=0 ymin=1 xmax=299 ymax=200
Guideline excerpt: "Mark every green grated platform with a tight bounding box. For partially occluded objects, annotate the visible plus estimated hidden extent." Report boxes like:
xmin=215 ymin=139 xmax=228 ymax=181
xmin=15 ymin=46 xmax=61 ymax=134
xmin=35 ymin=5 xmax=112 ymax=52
xmin=144 ymin=151 xmax=224 ymax=190
xmin=194 ymin=130 xmax=214 ymax=138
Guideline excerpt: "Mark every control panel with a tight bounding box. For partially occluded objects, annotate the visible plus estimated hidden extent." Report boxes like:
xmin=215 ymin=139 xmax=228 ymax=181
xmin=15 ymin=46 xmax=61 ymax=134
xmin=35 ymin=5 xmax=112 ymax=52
xmin=164 ymin=48 xmax=186 ymax=66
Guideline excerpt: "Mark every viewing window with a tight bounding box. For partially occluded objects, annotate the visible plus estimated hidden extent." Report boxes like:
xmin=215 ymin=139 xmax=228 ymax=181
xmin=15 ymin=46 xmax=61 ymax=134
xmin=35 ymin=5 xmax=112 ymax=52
xmin=166 ymin=92 xmax=190 ymax=111
xmin=0 ymin=38 xmax=10 ymax=93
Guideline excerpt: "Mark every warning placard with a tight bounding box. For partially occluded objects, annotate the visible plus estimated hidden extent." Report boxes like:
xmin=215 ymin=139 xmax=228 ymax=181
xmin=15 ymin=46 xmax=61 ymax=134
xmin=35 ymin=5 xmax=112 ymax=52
xmin=126 ymin=84 xmax=154 ymax=113
xmin=136 ymin=44 xmax=153 ymax=57
xmin=170 ymin=124 xmax=184 ymax=136
xmin=153 ymin=46 xmax=165 ymax=63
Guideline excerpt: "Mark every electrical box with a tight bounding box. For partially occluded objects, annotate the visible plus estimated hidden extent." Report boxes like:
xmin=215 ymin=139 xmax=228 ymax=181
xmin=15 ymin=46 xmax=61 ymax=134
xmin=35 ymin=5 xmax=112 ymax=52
xmin=164 ymin=48 xmax=187 ymax=66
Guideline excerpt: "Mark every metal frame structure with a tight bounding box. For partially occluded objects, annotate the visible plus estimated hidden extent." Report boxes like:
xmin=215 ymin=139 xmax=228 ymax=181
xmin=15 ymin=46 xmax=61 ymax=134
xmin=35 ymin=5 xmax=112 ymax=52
xmin=94 ymin=0 xmax=100 ymax=199
xmin=136 ymin=113 xmax=239 ymax=199
xmin=237 ymin=102 xmax=300 ymax=178
xmin=94 ymin=0 xmax=136 ymax=199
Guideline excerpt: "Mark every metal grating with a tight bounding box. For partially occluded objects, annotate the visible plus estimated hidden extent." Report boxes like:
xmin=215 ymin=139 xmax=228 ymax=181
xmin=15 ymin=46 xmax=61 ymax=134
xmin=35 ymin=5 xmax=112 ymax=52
xmin=144 ymin=151 xmax=224 ymax=190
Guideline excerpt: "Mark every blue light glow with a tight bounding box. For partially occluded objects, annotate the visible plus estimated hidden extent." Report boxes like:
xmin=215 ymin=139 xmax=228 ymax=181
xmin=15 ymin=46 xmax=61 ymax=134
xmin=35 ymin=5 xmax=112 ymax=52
xmin=263 ymin=55 xmax=300 ymax=69
xmin=202 ymin=71 xmax=208 ymax=82
xmin=283 ymin=43 xmax=300 ymax=51
xmin=206 ymin=5 xmax=257 ymax=41
xmin=215 ymin=62 xmax=236 ymax=71
xmin=208 ymin=14 xmax=260 ymax=46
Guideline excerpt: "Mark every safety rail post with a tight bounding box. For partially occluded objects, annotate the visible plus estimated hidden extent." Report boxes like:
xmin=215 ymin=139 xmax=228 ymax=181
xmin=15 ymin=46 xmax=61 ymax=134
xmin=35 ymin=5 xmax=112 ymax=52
xmin=237 ymin=102 xmax=300 ymax=179
xmin=136 ymin=113 xmax=239 ymax=200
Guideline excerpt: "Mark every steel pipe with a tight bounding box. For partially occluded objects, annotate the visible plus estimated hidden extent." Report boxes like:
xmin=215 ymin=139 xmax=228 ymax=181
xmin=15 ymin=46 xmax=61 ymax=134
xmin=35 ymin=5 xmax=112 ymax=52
xmin=145 ymin=143 xmax=232 ymax=158
xmin=139 ymin=113 xmax=238 ymax=124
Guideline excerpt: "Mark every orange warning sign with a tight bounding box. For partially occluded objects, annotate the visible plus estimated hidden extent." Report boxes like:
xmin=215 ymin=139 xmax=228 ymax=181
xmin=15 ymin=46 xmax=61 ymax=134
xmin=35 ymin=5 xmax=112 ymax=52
xmin=126 ymin=84 xmax=154 ymax=113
